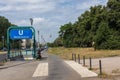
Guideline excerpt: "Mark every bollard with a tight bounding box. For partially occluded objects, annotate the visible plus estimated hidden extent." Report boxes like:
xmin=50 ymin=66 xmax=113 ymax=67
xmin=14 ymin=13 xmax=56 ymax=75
xmin=89 ymin=57 xmax=92 ymax=70
xmin=83 ymin=56 xmax=85 ymax=66
xmin=72 ymin=53 xmax=74 ymax=60
xmin=74 ymin=54 xmax=76 ymax=62
xmin=78 ymin=54 xmax=80 ymax=64
xmin=99 ymin=60 xmax=102 ymax=75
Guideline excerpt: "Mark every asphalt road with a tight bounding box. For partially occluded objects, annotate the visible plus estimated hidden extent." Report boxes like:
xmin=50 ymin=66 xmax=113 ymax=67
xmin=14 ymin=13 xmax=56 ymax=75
xmin=1 ymin=53 xmax=120 ymax=80
xmin=48 ymin=54 xmax=82 ymax=80
xmin=0 ymin=53 xmax=82 ymax=80
xmin=0 ymin=61 xmax=43 ymax=80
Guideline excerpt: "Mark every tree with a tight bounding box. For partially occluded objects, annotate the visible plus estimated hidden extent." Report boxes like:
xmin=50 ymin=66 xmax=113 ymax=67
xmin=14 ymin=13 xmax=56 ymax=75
xmin=56 ymin=0 xmax=120 ymax=49
xmin=59 ymin=22 xmax=74 ymax=47
xmin=0 ymin=16 xmax=11 ymax=48
xmin=0 ymin=16 xmax=20 ymax=49
xmin=94 ymin=22 xmax=110 ymax=49
xmin=53 ymin=37 xmax=63 ymax=47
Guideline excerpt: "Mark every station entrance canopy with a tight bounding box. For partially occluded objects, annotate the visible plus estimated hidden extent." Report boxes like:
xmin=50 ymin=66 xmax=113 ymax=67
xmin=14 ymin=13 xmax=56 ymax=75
xmin=7 ymin=26 xmax=36 ymax=59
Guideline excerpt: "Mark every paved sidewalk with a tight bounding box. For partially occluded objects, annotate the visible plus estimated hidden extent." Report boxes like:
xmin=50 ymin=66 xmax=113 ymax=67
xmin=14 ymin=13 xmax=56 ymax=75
xmin=0 ymin=61 xmax=31 ymax=69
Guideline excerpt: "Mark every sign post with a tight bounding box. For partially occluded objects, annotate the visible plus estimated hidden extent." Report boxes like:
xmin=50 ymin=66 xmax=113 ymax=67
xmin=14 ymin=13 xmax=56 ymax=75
xmin=7 ymin=26 xmax=36 ymax=59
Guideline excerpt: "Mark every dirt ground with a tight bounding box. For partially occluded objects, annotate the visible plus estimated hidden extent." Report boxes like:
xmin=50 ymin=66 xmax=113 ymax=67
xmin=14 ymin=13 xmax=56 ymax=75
xmin=79 ymin=57 xmax=120 ymax=76
xmin=73 ymin=56 xmax=120 ymax=80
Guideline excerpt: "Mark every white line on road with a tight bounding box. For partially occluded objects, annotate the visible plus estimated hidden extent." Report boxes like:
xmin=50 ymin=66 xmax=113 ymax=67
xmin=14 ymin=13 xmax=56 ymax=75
xmin=32 ymin=62 xmax=48 ymax=77
xmin=65 ymin=61 xmax=98 ymax=77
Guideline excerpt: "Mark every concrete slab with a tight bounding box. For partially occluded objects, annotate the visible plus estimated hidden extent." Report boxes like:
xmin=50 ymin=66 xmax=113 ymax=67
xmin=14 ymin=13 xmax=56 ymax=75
xmin=32 ymin=62 xmax=48 ymax=77
xmin=65 ymin=61 xmax=98 ymax=78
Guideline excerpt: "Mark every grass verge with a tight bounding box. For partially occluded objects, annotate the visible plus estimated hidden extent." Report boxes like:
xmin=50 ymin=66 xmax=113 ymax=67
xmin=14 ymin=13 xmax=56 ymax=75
xmin=48 ymin=47 xmax=120 ymax=60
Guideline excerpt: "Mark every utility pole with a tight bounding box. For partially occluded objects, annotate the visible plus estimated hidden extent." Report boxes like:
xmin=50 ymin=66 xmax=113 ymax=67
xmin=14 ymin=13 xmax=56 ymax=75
xmin=38 ymin=30 xmax=40 ymax=48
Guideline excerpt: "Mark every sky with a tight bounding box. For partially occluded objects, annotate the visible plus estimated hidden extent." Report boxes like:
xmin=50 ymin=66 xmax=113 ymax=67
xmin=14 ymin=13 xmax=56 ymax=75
xmin=0 ymin=0 xmax=108 ymax=42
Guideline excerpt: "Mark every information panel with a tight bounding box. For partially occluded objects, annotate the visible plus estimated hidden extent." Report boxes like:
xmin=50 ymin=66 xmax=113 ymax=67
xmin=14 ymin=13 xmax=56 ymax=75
xmin=10 ymin=29 xmax=32 ymax=39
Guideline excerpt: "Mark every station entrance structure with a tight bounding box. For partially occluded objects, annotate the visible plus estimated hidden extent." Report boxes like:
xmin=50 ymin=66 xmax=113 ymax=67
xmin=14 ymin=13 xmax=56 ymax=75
xmin=7 ymin=26 xmax=36 ymax=59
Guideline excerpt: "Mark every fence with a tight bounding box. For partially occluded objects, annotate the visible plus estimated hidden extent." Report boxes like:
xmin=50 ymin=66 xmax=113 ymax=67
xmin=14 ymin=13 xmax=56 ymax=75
xmin=0 ymin=53 xmax=7 ymax=62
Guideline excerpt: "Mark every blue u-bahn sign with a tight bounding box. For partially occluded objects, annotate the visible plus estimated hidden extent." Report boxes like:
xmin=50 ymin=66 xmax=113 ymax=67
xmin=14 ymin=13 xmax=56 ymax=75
xmin=10 ymin=29 xmax=33 ymax=39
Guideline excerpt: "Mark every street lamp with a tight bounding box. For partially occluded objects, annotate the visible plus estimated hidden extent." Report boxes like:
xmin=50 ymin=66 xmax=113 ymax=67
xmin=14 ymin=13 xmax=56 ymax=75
xmin=30 ymin=18 xmax=33 ymax=26
xmin=38 ymin=30 xmax=40 ymax=48
xmin=29 ymin=18 xmax=34 ymax=49
xmin=29 ymin=18 xmax=36 ymax=58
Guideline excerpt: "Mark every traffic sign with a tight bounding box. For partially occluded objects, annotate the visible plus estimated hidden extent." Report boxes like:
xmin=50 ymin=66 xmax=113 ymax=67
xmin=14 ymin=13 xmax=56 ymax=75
xmin=10 ymin=29 xmax=33 ymax=39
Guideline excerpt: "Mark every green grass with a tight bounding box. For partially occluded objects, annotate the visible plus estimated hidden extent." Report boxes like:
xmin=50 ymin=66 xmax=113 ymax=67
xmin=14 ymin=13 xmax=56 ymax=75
xmin=48 ymin=47 xmax=120 ymax=60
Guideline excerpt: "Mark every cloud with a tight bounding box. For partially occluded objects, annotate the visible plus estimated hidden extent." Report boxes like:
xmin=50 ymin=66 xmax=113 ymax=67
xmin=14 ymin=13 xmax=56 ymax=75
xmin=33 ymin=17 xmax=45 ymax=24
xmin=0 ymin=0 xmax=108 ymax=42
xmin=0 ymin=5 xmax=12 ymax=11
xmin=12 ymin=17 xmax=45 ymax=26
xmin=14 ymin=20 xmax=29 ymax=26
xmin=0 ymin=0 xmax=56 ymax=12
xmin=76 ymin=0 xmax=108 ymax=10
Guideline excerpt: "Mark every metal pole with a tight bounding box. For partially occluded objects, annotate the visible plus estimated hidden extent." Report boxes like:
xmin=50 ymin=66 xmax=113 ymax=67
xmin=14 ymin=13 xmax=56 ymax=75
xmin=74 ymin=54 xmax=76 ymax=62
xmin=30 ymin=18 xmax=36 ymax=58
xmin=7 ymin=28 xmax=10 ymax=59
xmin=30 ymin=18 xmax=33 ymax=49
xmin=32 ymin=27 xmax=36 ymax=58
xmin=78 ymin=54 xmax=80 ymax=64
xmin=99 ymin=60 xmax=102 ymax=75
xmin=33 ymin=35 xmax=36 ymax=58
xmin=38 ymin=30 xmax=40 ymax=48
xmin=83 ymin=56 xmax=85 ymax=66
xmin=72 ymin=53 xmax=74 ymax=60
xmin=89 ymin=57 xmax=92 ymax=70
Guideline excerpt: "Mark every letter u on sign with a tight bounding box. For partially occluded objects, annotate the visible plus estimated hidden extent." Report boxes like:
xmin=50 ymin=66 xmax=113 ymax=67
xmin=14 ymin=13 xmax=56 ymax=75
xmin=18 ymin=30 xmax=23 ymax=35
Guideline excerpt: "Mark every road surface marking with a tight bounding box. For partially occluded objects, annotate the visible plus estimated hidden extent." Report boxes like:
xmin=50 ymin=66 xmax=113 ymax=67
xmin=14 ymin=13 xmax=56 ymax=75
xmin=65 ymin=61 xmax=98 ymax=77
xmin=32 ymin=62 xmax=48 ymax=77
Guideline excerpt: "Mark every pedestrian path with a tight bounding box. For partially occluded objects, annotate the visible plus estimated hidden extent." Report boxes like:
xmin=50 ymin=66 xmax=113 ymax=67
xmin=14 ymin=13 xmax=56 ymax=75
xmin=65 ymin=61 xmax=98 ymax=77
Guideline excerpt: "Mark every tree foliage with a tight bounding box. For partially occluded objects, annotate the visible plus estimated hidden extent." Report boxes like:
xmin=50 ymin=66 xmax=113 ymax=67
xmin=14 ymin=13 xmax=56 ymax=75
xmin=55 ymin=0 xmax=120 ymax=49
xmin=0 ymin=16 xmax=20 ymax=49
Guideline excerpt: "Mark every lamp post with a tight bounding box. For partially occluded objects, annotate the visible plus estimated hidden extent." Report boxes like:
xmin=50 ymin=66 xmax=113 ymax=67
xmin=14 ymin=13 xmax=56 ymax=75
xmin=30 ymin=18 xmax=36 ymax=58
xmin=30 ymin=18 xmax=33 ymax=26
xmin=30 ymin=18 xmax=33 ymax=49
xmin=38 ymin=30 xmax=40 ymax=48
xmin=29 ymin=18 xmax=33 ymax=49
